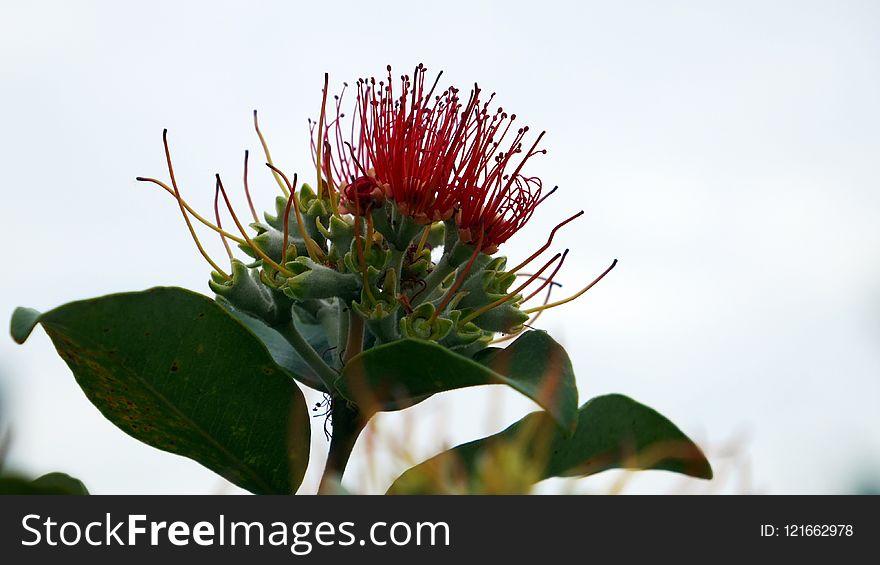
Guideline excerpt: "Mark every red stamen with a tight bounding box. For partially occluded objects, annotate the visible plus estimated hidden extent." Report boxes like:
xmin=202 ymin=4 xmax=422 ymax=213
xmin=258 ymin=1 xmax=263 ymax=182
xmin=491 ymin=280 xmax=557 ymax=344
xmin=160 ymin=129 xmax=229 ymax=279
xmin=216 ymin=174 xmax=291 ymax=276
xmin=281 ymin=173 xmax=298 ymax=263
xmin=242 ymin=150 xmax=259 ymax=223
xmin=214 ymin=183 xmax=233 ymax=260
xmin=317 ymin=65 xmax=477 ymax=223
xmin=521 ymin=249 xmax=568 ymax=303
xmin=535 ymin=185 xmax=558 ymax=206
xmin=510 ymin=210 xmax=583 ymax=273
xmin=523 ymin=259 xmax=618 ymax=315
xmin=253 ymin=110 xmax=289 ymax=197
xmin=265 ymin=162 xmax=324 ymax=262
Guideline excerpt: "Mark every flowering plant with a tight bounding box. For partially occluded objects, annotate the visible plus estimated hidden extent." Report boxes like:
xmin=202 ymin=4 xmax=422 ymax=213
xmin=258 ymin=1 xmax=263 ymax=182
xmin=10 ymin=66 xmax=710 ymax=494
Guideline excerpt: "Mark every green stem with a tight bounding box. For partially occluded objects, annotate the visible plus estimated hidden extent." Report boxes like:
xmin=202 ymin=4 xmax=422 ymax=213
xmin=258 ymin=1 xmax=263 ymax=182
xmin=370 ymin=204 xmax=395 ymax=244
xmin=343 ymin=310 xmax=364 ymax=363
xmin=390 ymin=248 xmax=405 ymax=296
xmin=394 ymin=214 xmax=422 ymax=250
xmin=318 ymin=398 xmax=365 ymax=493
xmin=276 ymin=320 xmax=339 ymax=392
xmin=411 ymin=240 xmax=475 ymax=306
xmin=413 ymin=260 xmax=455 ymax=306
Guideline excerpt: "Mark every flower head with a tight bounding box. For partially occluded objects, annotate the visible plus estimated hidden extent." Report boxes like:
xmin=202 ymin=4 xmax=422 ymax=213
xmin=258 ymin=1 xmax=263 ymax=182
xmin=452 ymin=103 xmax=548 ymax=254
xmin=140 ymin=66 xmax=615 ymax=361
xmin=317 ymin=65 xmax=548 ymax=254
xmin=316 ymin=64 xmax=477 ymax=222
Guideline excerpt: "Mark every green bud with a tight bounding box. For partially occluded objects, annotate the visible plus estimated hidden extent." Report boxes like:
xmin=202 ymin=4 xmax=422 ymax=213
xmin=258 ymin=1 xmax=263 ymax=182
xmin=209 ymin=259 xmax=288 ymax=324
xmin=283 ymin=258 xmax=360 ymax=302
xmin=343 ymin=238 xmax=391 ymax=278
xmin=469 ymin=303 xmax=529 ymax=333
xmin=402 ymin=247 xmax=432 ymax=281
xmin=427 ymin=221 xmax=445 ymax=248
xmin=239 ymin=223 xmax=306 ymax=263
xmin=400 ymin=303 xmax=453 ymax=341
xmin=457 ymin=271 xmax=506 ymax=310
xmin=440 ymin=310 xmax=486 ymax=347
xmin=352 ymin=297 xmax=401 ymax=344
xmin=299 ymin=184 xmax=329 ymax=250
xmin=324 ymin=215 xmax=355 ymax=263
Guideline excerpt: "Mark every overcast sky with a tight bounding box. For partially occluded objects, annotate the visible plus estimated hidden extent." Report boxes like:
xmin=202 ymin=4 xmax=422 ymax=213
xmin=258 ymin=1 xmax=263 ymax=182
xmin=1 ymin=0 xmax=878 ymax=494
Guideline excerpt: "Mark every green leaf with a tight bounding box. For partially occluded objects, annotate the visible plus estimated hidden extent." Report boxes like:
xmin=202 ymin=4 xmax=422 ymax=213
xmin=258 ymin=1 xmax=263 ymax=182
xmin=340 ymin=331 xmax=577 ymax=431
xmin=13 ymin=287 xmax=310 ymax=494
xmin=388 ymin=394 xmax=712 ymax=494
xmin=10 ymin=307 xmax=41 ymax=344
xmin=0 ymin=472 xmax=89 ymax=495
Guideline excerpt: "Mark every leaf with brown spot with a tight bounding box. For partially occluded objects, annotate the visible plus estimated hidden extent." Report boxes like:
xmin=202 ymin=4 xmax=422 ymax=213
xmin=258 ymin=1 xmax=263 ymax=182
xmin=11 ymin=287 xmax=310 ymax=495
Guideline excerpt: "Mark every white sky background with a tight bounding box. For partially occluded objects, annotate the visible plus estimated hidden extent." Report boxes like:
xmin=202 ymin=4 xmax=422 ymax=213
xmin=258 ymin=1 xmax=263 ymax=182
xmin=1 ymin=0 xmax=878 ymax=494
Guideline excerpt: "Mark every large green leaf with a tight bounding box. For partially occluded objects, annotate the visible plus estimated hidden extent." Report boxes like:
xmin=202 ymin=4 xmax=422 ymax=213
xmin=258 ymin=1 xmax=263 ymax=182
xmin=340 ymin=331 xmax=578 ymax=431
xmin=388 ymin=394 xmax=712 ymax=494
xmin=11 ymin=287 xmax=310 ymax=494
xmin=0 ymin=472 xmax=89 ymax=495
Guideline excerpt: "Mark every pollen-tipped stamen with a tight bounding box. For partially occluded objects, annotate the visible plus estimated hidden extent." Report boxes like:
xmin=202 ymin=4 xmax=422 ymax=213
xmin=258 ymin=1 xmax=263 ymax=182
xmin=490 ymin=282 xmax=558 ymax=345
xmin=322 ymin=140 xmax=341 ymax=217
xmin=158 ymin=130 xmax=230 ymax=280
xmin=136 ymin=177 xmax=246 ymax=245
xmin=213 ymin=184 xmax=233 ymax=260
xmin=522 ymin=259 xmax=618 ymax=315
xmin=253 ymin=110 xmax=290 ymax=198
xmin=521 ymin=249 xmax=569 ymax=303
xmin=535 ymin=185 xmax=558 ymax=207
xmin=242 ymin=150 xmax=259 ymax=223
xmin=315 ymin=73 xmax=339 ymax=209
xmin=514 ymin=273 xmax=563 ymax=288
xmin=342 ymin=141 xmax=370 ymax=178
xmin=265 ymin=163 xmax=325 ymax=262
xmin=215 ymin=174 xmax=293 ymax=277
xmin=509 ymin=210 xmax=583 ymax=273
xmin=280 ymin=173 xmax=298 ymax=264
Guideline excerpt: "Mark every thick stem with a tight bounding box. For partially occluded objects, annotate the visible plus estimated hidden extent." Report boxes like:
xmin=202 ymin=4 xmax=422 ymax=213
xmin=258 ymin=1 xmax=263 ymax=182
xmin=394 ymin=215 xmax=422 ymax=250
xmin=319 ymin=398 xmax=365 ymax=493
xmin=411 ymin=241 xmax=476 ymax=306
xmin=276 ymin=320 xmax=339 ymax=392
xmin=370 ymin=205 xmax=395 ymax=245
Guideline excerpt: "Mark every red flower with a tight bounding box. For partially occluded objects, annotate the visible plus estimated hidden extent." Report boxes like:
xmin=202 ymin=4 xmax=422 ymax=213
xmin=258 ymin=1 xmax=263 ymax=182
xmin=315 ymin=66 xmax=549 ymax=251
xmin=452 ymin=103 xmax=548 ymax=254
xmin=340 ymin=175 xmax=385 ymax=215
xmin=315 ymin=64 xmax=477 ymax=222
